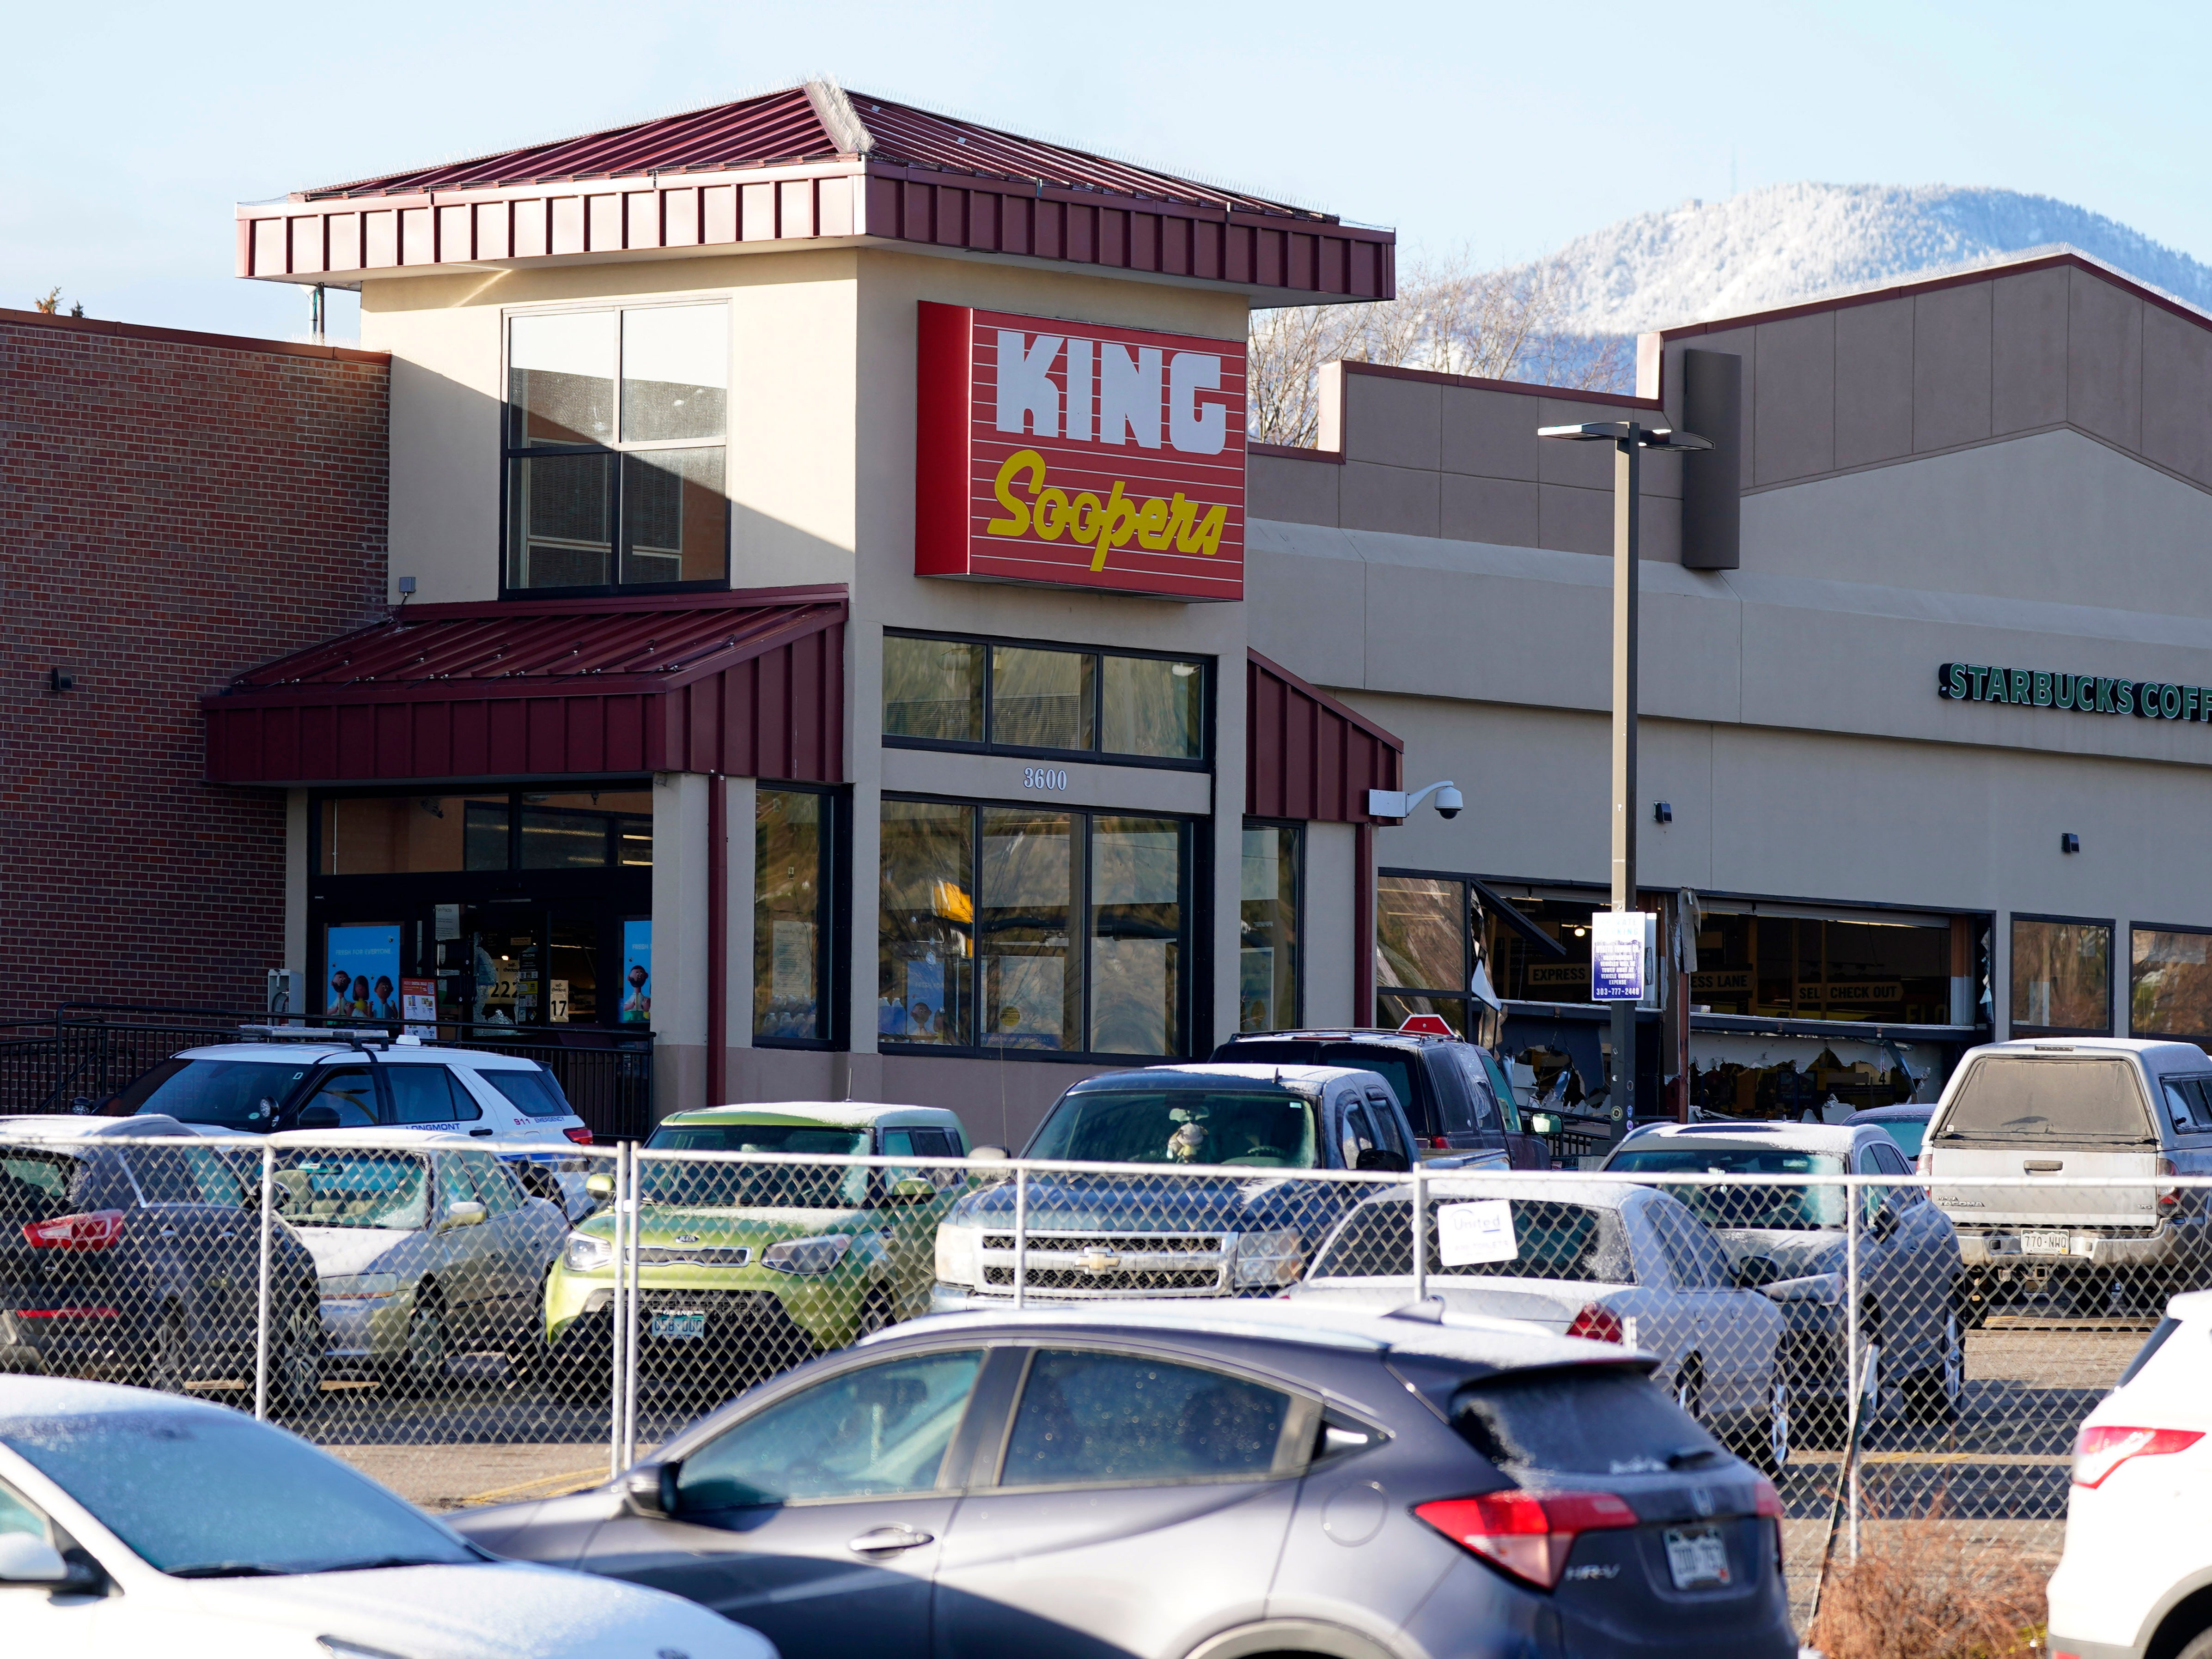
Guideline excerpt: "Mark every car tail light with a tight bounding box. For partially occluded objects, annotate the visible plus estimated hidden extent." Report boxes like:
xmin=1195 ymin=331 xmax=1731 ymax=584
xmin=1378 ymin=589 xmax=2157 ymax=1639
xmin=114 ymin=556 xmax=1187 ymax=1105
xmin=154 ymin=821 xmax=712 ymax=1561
xmin=1914 ymin=1149 xmax=1932 ymax=1178
xmin=15 ymin=1307 xmax=120 ymax=1319
xmin=1415 ymin=1489 xmax=1638 ymax=1588
xmin=2157 ymin=1157 xmax=2178 ymax=1207
xmin=1565 ymin=1303 xmax=1625 ymax=1344
xmin=1754 ymin=1475 xmax=1784 ymax=1571
xmin=2073 ymin=1424 xmax=2205 ymax=1488
xmin=22 ymin=1211 xmax=125 ymax=1251
xmin=563 ymin=1127 xmax=594 ymax=1146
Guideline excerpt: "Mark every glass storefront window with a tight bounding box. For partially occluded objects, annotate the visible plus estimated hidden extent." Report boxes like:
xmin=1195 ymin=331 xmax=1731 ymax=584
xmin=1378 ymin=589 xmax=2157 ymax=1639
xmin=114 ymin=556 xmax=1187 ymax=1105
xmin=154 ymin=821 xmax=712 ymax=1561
xmin=883 ymin=636 xmax=983 ymax=743
xmin=1676 ymin=912 xmax=1951 ymax=1023
xmin=880 ymin=800 xmax=1191 ymax=1057
xmin=1239 ymin=824 xmax=1301 ymax=1032
xmin=883 ymin=632 xmax=1208 ymax=764
xmin=993 ymin=647 xmax=1094 ymax=752
xmin=519 ymin=791 xmax=653 ymax=869
xmin=1091 ymin=818 xmax=1182 ymax=1057
xmin=506 ymin=303 xmax=728 ymax=592
xmin=2132 ymin=926 xmax=2212 ymax=1042
xmin=879 ymin=801 xmax=975 ymax=1046
xmin=319 ymin=796 xmax=511 ymax=875
xmin=1102 ymin=656 xmax=1203 ymax=760
xmin=981 ymin=811 xmax=1077 ymax=1050
xmin=757 ymin=790 xmax=831 ymax=1044
xmin=1377 ymin=876 xmax=1469 ymax=997
xmin=2012 ymin=916 xmax=2113 ymax=1034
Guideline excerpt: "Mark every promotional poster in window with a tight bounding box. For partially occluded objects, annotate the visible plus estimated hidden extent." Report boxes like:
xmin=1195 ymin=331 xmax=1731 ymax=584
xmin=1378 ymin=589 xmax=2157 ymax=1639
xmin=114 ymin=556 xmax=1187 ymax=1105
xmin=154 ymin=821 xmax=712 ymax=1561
xmin=325 ymin=924 xmax=401 ymax=1020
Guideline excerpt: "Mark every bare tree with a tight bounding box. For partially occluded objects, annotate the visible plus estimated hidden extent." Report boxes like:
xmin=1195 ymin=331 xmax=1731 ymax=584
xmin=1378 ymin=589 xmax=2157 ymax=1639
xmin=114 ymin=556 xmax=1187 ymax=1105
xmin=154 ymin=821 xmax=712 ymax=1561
xmin=1246 ymin=253 xmax=1632 ymax=447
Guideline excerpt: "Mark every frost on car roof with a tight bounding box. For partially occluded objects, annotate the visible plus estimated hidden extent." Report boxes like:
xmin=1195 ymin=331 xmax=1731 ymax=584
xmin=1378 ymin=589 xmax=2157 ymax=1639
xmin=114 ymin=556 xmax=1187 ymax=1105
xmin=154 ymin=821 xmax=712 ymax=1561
xmin=875 ymin=1299 xmax=1630 ymax=1374
xmin=1070 ymin=1063 xmax=1386 ymax=1095
xmin=1619 ymin=1121 xmax=1864 ymax=1155
xmin=0 ymin=1373 xmax=240 ymax=1420
xmin=0 ymin=1114 xmax=195 ymax=1141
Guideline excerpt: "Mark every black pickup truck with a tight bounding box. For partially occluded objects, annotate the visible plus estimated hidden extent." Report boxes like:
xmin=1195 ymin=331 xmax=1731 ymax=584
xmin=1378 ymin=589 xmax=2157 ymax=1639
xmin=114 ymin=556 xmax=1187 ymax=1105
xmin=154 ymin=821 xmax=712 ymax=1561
xmin=1211 ymin=1028 xmax=1552 ymax=1169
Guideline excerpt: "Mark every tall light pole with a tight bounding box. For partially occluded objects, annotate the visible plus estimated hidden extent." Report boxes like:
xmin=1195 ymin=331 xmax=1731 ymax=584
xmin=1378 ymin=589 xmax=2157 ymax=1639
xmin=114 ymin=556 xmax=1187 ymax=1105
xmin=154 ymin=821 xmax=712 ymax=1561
xmin=1537 ymin=419 xmax=1710 ymax=1133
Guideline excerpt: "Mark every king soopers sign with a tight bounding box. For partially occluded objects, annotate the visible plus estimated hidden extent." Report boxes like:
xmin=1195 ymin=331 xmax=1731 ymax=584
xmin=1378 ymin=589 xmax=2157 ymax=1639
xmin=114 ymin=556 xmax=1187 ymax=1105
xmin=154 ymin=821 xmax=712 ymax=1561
xmin=915 ymin=303 xmax=1246 ymax=601
xmin=1939 ymin=662 xmax=2212 ymax=723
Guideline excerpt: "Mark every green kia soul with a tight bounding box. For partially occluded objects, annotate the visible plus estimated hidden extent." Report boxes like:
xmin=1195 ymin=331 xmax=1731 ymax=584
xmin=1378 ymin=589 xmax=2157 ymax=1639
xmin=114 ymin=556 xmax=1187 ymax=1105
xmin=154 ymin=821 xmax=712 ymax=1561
xmin=538 ymin=1103 xmax=969 ymax=1404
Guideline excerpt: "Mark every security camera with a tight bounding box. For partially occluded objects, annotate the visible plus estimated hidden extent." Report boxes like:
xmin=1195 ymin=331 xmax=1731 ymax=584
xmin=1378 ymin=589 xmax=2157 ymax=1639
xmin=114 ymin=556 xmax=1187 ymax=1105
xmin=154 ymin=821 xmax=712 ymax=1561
xmin=1434 ymin=785 xmax=1463 ymax=820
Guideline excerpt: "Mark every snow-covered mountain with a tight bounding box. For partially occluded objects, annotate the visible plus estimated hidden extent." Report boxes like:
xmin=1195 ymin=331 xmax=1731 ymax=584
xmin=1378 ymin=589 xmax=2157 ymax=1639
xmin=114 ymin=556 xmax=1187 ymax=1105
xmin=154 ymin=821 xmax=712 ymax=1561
xmin=1532 ymin=182 xmax=2212 ymax=337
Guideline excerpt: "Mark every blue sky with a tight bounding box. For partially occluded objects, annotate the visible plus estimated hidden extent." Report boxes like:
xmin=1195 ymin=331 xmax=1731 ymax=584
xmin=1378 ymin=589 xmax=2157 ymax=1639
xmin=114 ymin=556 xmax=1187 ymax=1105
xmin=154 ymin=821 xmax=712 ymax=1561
xmin=6 ymin=0 xmax=2202 ymax=345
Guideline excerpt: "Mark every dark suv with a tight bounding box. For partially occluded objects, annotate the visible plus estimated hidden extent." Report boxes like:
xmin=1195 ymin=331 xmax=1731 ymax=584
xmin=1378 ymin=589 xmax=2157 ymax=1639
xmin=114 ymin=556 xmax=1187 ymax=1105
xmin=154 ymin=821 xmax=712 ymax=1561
xmin=455 ymin=1301 xmax=1796 ymax=1659
xmin=1216 ymin=1027 xmax=1552 ymax=1168
xmin=0 ymin=1116 xmax=322 ymax=1409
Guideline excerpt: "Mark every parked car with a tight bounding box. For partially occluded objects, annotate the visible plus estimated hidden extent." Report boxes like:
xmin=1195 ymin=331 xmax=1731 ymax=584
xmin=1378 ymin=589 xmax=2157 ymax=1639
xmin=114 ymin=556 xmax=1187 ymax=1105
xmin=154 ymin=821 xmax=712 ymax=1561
xmin=542 ymin=1104 xmax=970 ymax=1406
xmin=1289 ymin=1177 xmax=1793 ymax=1473
xmin=453 ymin=1300 xmax=1796 ymax=1659
xmin=1922 ymin=1038 xmax=2212 ymax=1320
xmin=1603 ymin=1121 xmax=1963 ymax=1441
xmin=104 ymin=1032 xmax=593 ymax=1149
xmin=1846 ymin=1103 xmax=1935 ymax=1160
xmin=0 ymin=1373 xmax=775 ymax=1659
xmin=931 ymin=1063 xmax=1472 ymax=1313
xmin=1213 ymin=1026 xmax=1553 ymax=1167
xmin=2046 ymin=1287 xmax=2212 ymax=1659
xmin=268 ymin=1128 xmax=568 ymax=1394
xmin=0 ymin=1116 xmax=322 ymax=1412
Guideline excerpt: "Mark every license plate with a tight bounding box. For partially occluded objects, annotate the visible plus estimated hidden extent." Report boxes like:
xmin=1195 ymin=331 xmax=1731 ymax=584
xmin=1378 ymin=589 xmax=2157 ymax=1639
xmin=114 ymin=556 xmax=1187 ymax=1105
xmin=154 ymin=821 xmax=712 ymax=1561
xmin=2021 ymin=1230 xmax=2072 ymax=1256
xmin=650 ymin=1310 xmax=706 ymax=1340
xmin=1664 ymin=1525 xmax=1731 ymax=1590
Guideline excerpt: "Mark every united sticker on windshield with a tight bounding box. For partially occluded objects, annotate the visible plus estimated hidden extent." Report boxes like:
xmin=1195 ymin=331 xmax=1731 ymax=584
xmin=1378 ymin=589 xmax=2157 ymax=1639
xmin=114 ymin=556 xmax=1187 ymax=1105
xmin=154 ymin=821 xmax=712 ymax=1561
xmin=1437 ymin=1199 xmax=1517 ymax=1267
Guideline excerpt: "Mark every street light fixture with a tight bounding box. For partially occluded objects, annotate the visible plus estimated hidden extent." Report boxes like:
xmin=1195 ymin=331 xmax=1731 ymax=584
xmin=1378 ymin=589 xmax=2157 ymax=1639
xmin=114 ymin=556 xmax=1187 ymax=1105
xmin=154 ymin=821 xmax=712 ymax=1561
xmin=1536 ymin=419 xmax=1711 ymax=1134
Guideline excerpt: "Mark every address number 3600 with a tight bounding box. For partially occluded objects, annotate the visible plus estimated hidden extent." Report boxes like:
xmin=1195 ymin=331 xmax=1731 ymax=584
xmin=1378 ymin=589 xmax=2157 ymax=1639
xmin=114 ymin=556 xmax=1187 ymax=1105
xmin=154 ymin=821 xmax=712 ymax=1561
xmin=1023 ymin=767 xmax=1070 ymax=792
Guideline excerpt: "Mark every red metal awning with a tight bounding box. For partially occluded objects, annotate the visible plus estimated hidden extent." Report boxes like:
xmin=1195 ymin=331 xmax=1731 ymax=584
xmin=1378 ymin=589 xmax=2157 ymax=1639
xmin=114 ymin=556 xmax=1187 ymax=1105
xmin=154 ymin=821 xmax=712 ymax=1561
xmin=1246 ymin=650 xmax=1402 ymax=823
xmin=202 ymin=587 xmax=845 ymax=786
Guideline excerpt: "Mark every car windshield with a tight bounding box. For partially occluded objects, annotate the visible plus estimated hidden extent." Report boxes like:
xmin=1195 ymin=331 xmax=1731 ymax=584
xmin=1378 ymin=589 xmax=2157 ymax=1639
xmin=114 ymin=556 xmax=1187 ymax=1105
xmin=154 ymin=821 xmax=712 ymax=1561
xmin=1868 ymin=1118 xmax=1926 ymax=1159
xmin=116 ymin=1059 xmax=314 ymax=1129
xmin=475 ymin=1067 xmax=575 ymax=1119
xmin=1607 ymin=1146 xmax=1848 ymax=1229
xmin=1311 ymin=1197 xmax=1633 ymax=1282
xmin=271 ymin=1151 xmax=431 ymax=1230
xmin=2 ymin=1409 xmax=475 ymax=1576
xmin=1935 ymin=1058 xmax=2155 ymax=1146
xmin=641 ymin=1123 xmax=871 ymax=1209
xmin=1026 ymin=1089 xmax=1320 ymax=1167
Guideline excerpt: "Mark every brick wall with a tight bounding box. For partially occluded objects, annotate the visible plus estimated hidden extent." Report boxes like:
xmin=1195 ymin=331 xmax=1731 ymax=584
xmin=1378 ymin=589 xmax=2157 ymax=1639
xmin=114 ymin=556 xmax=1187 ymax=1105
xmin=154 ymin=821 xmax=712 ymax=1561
xmin=0 ymin=309 xmax=389 ymax=1016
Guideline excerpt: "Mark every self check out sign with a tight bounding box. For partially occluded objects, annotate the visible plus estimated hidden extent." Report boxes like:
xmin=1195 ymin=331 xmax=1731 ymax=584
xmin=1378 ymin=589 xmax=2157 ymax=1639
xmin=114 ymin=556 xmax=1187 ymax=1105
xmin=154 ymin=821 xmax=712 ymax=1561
xmin=916 ymin=303 xmax=1247 ymax=600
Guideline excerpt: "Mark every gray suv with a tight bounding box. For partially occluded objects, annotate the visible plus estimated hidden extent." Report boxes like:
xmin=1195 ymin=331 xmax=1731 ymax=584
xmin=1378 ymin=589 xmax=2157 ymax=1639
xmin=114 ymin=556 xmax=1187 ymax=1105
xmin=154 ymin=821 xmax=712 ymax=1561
xmin=454 ymin=1302 xmax=1796 ymax=1659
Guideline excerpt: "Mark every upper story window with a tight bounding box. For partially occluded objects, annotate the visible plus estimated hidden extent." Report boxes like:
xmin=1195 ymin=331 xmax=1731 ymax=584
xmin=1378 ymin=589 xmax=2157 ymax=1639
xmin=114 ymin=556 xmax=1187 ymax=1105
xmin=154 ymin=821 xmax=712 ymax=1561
xmin=882 ymin=631 xmax=1207 ymax=765
xmin=505 ymin=304 xmax=729 ymax=593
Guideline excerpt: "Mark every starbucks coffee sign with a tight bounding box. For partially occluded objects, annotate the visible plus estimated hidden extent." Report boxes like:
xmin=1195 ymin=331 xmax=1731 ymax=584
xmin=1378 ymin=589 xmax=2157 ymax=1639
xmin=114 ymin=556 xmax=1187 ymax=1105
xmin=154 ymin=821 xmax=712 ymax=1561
xmin=1939 ymin=662 xmax=2212 ymax=722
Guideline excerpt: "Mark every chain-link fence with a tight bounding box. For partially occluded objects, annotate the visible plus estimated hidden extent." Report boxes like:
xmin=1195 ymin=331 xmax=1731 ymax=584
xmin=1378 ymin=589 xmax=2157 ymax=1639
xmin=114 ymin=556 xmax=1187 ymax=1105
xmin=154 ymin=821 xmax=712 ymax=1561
xmin=0 ymin=1127 xmax=2182 ymax=1624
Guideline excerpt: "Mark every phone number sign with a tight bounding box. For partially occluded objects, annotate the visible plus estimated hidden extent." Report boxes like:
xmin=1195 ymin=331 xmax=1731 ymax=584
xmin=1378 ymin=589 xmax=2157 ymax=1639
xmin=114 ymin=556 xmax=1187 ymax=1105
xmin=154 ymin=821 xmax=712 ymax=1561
xmin=915 ymin=303 xmax=1246 ymax=602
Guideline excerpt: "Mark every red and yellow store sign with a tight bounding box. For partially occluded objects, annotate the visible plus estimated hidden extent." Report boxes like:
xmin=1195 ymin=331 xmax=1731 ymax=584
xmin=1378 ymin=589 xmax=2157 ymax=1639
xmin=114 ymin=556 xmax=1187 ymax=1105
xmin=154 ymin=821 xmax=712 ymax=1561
xmin=915 ymin=303 xmax=1247 ymax=601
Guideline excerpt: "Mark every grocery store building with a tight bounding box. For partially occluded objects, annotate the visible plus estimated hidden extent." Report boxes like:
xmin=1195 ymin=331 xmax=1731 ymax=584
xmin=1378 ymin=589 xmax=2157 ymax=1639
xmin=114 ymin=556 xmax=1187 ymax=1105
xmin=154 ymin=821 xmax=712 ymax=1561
xmin=21 ymin=83 xmax=2212 ymax=1142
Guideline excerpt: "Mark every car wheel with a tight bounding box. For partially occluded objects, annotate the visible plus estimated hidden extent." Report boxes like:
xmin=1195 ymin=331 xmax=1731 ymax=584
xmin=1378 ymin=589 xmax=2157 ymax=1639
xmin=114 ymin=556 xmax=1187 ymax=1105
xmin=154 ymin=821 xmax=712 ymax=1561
xmin=1733 ymin=1372 xmax=1790 ymax=1476
xmin=2176 ymin=1624 xmax=2212 ymax=1659
xmin=381 ymin=1290 xmax=448 ymax=1398
xmin=269 ymin=1295 xmax=325 ymax=1416
xmin=856 ymin=1288 xmax=895 ymax=1339
xmin=1904 ymin=1310 xmax=1964 ymax=1425
xmin=1673 ymin=1359 xmax=1703 ymax=1422
xmin=142 ymin=1308 xmax=190 ymax=1394
xmin=535 ymin=1318 xmax=612 ymax=1409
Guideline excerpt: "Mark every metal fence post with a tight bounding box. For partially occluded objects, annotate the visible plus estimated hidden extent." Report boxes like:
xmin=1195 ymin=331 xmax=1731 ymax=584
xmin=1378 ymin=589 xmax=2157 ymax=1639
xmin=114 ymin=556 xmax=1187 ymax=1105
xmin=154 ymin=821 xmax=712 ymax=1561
xmin=607 ymin=1140 xmax=629 ymax=1481
xmin=621 ymin=1142 xmax=642 ymax=1472
xmin=1411 ymin=1164 xmax=1428 ymax=1303
xmin=1845 ymin=1170 xmax=1862 ymax=1563
xmin=253 ymin=1142 xmax=274 ymax=1422
xmin=1013 ymin=1166 xmax=1029 ymax=1311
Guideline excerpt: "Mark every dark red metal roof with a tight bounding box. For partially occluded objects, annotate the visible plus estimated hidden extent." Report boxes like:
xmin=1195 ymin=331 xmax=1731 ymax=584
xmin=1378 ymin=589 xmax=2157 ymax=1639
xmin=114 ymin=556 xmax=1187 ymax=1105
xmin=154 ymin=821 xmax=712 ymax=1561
xmin=1246 ymin=650 xmax=1402 ymax=824
xmin=202 ymin=588 xmax=845 ymax=786
xmin=306 ymin=82 xmax=1327 ymax=221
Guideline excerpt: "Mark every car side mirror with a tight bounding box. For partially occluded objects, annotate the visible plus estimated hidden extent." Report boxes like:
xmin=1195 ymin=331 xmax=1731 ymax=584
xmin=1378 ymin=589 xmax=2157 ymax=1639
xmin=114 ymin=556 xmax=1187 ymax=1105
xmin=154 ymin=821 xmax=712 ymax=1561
xmin=889 ymin=1176 xmax=937 ymax=1202
xmin=442 ymin=1199 xmax=487 ymax=1231
xmin=1354 ymin=1148 xmax=1411 ymax=1173
xmin=297 ymin=1103 xmax=342 ymax=1130
xmin=623 ymin=1461 xmax=681 ymax=1519
xmin=967 ymin=1146 xmax=1009 ymax=1163
xmin=0 ymin=1535 xmax=68 ymax=1585
xmin=1733 ymin=1256 xmax=1781 ymax=1290
xmin=584 ymin=1173 xmax=616 ymax=1201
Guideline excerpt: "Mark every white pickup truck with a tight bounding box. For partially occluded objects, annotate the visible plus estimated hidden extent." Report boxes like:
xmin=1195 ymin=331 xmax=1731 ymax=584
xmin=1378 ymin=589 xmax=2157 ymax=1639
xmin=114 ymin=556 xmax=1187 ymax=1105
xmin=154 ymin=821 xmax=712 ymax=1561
xmin=1924 ymin=1038 xmax=2212 ymax=1320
